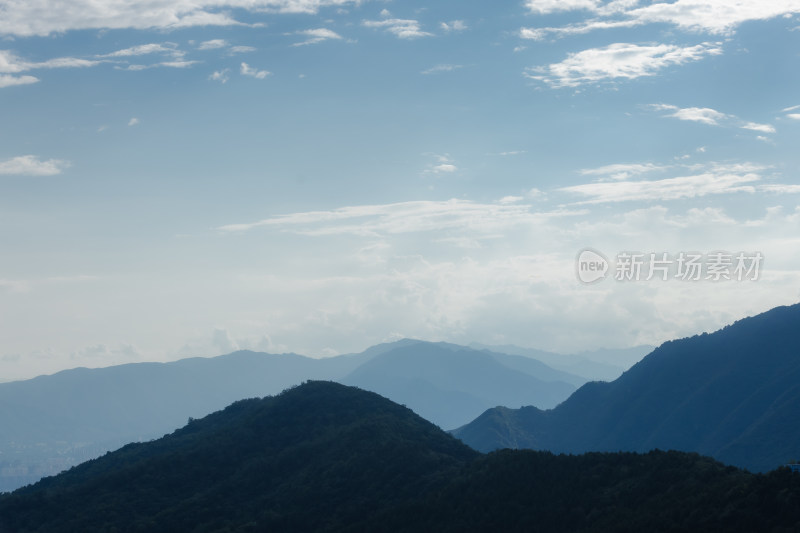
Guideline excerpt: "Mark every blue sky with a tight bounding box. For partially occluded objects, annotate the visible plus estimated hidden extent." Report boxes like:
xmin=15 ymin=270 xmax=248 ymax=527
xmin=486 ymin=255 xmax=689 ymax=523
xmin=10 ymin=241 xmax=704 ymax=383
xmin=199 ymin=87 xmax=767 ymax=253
xmin=2 ymin=0 xmax=800 ymax=379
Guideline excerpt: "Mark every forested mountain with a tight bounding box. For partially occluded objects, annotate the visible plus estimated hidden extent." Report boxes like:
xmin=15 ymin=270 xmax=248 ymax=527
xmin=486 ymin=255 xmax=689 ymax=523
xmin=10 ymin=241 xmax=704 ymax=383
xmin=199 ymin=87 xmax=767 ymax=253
xmin=0 ymin=340 xmax=580 ymax=491
xmin=1 ymin=381 xmax=799 ymax=532
xmin=455 ymin=303 xmax=800 ymax=472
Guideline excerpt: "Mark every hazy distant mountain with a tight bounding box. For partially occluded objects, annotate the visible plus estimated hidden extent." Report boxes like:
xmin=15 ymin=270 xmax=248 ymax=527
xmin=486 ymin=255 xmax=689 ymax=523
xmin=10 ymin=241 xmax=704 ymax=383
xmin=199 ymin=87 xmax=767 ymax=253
xmin=469 ymin=342 xmax=654 ymax=381
xmin=0 ymin=339 xmax=581 ymax=491
xmin=342 ymin=342 xmax=579 ymax=429
xmin=455 ymin=304 xmax=800 ymax=472
xmin=0 ymin=350 xmax=362 ymax=492
xmin=2 ymin=382 xmax=799 ymax=532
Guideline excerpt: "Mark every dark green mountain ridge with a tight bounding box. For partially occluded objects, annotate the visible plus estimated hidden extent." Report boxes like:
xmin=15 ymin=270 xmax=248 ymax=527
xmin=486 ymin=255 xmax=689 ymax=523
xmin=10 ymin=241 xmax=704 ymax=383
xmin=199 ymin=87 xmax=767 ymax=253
xmin=2 ymin=381 xmax=800 ymax=532
xmin=454 ymin=303 xmax=800 ymax=472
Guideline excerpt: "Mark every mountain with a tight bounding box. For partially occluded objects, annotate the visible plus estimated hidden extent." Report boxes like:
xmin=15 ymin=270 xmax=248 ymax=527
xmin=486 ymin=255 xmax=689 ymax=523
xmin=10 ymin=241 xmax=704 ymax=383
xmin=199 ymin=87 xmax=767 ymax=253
xmin=2 ymin=381 xmax=800 ymax=532
xmin=0 ymin=350 xmax=362 ymax=492
xmin=455 ymin=303 xmax=800 ymax=472
xmin=469 ymin=342 xmax=654 ymax=381
xmin=0 ymin=339 xmax=581 ymax=491
xmin=341 ymin=342 xmax=578 ymax=429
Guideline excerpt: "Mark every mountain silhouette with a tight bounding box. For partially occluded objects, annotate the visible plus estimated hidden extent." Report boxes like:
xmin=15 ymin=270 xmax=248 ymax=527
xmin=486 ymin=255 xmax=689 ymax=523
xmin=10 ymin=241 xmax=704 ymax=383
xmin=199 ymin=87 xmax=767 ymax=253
xmin=0 ymin=339 xmax=580 ymax=491
xmin=2 ymin=381 xmax=800 ymax=532
xmin=342 ymin=341 xmax=578 ymax=429
xmin=454 ymin=303 xmax=800 ymax=472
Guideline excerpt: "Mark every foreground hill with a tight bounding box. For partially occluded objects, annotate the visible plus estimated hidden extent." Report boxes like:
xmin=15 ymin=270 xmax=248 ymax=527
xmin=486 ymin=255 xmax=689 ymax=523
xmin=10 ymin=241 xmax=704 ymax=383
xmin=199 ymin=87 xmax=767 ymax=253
xmin=455 ymin=303 xmax=800 ymax=472
xmin=0 ymin=349 xmax=364 ymax=491
xmin=1 ymin=382 xmax=800 ymax=532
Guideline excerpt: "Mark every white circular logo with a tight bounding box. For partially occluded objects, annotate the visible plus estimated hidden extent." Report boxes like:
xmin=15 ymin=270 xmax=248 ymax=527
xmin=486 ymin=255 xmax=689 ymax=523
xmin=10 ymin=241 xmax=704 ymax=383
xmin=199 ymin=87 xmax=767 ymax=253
xmin=576 ymin=248 xmax=609 ymax=284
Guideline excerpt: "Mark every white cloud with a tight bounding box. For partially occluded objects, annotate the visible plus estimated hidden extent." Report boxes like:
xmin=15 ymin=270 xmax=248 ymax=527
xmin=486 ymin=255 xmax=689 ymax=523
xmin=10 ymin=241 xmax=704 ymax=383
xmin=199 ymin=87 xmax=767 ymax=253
xmin=209 ymin=68 xmax=230 ymax=83
xmin=0 ymin=74 xmax=38 ymax=88
xmin=741 ymin=121 xmax=776 ymax=133
xmin=118 ymin=60 xmax=200 ymax=70
xmin=786 ymin=113 xmax=800 ymax=120
xmin=525 ymin=0 xmax=599 ymax=15
xmin=100 ymin=43 xmax=181 ymax=58
xmin=197 ymin=39 xmax=228 ymax=50
xmin=421 ymin=64 xmax=463 ymax=75
xmin=440 ymin=20 xmax=468 ymax=32
xmin=425 ymin=154 xmax=458 ymax=175
xmin=526 ymin=42 xmax=722 ymax=88
xmin=498 ymin=196 xmax=524 ymax=204
xmin=561 ymin=169 xmax=761 ymax=204
xmin=649 ymin=104 xmax=776 ymax=134
xmin=657 ymin=104 xmax=729 ymax=125
xmin=626 ymin=0 xmax=800 ymax=35
xmin=0 ymin=155 xmax=70 ymax=176
xmin=292 ymin=28 xmax=343 ymax=46
xmin=0 ymin=0 xmax=364 ymax=37
xmin=580 ymin=162 xmax=670 ymax=181
xmin=216 ymin=199 xmax=584 ymax=235
xmin=362 ymin=18 xmax=432 ymax=39
xmin=520 ymin=19 xmax=639 ymax=41
xmin=781 ymin=104 xmax=800 ymax=112
xmin=229 ymin=45 xmax=257 ymax=54
xmin=520 ymin=0 xmax=800 ymax=38
xmin=128 ymin=117 xmax=140 ymax=126
xmin=760 ymin=184 xmax=800 ymax=194
xmin=241 ymin=62 xmax=270 ymax=79
xmin=1 ymin=49 xmax=102 ymax=75
xmin=433 ymin=163 xmax=457 ymax=173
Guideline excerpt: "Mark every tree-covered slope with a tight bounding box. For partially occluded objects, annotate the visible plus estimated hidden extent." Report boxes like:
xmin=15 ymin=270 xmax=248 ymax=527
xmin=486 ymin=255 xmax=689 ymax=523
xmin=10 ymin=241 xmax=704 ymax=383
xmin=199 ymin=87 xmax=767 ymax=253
xmin=454 ymin=303 xmax=800 ymax=472
xmin=2 ymin=381 xmax=800 ymax=532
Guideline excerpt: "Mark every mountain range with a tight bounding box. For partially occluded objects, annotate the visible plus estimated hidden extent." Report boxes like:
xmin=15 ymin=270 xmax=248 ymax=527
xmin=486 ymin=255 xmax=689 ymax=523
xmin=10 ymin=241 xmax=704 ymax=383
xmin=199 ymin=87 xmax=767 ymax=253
xmin=1 ymin=381 xmax=799 ymax=532
xmin=1 ymin=339 xmax=637 ymax=491
xmin=454 ymin=303 xmax=800 ymax=472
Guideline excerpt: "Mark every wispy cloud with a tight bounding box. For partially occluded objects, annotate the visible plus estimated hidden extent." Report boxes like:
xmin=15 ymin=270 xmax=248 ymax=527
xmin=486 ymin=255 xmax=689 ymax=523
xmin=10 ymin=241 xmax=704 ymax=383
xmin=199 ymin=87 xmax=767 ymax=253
xmin=0 ymin=0 xmax=363 ymax=37
xmin=0 ymin=155 xmax=70 ymax=176
xmin=117 ymin=60 xmax=200 ymax=70
xmin=217 ymin=199 xmax=584 ymax=236
xmin=521 ymin=0 xmax=800 ymax=40
xmin=561 ymin=162 xmax=766 ymax=204
xmin=292 ymin=28 xmax=343 ymax=46
xmin=128 ymin=117 xmax=140 ymax=126
xmin=648 ymin=103 xmax=776 ymax=134
xmin=580 ymin=162 xmax=670 ymax=181
xmin=650 ymin=103 xmax=730 ymax=125
xmin=0 ymin=74 xmax=38 ymax=88
xmin=0 ymin=49 xmax=102 ymax=82
xmin=241 ymin=62 xmax=270 ymax=79
xmin=626 ymin=0 xmax=800 ymax=35
xmin=440 ymin=20 xmax=468 ymax=32
xmin=520 ymin=19 xmax=639 ymax=41
xmin=424 ymin=154 xmax=459 ymax=175
xmin=362 ymin=18 xmax=432 ymax=39
xmin=524 ymin=0 xmax=599 ymax=15
xmin=525 ymin=42 xmax=722 ymax=88
xmin=741 ymin=121 xmax=776 ymax=134
xmin=209 ymin=69 xmax=230 ymax=83
xmin=100 ymin=43 xmax=182 ymax=58
xmin=229 ymin=45 xmax=257 ymax=54
xmin=197 ymin=39 xmax=229 ymax=50
xmin=421 ymin=64 xmax=463 ymax=75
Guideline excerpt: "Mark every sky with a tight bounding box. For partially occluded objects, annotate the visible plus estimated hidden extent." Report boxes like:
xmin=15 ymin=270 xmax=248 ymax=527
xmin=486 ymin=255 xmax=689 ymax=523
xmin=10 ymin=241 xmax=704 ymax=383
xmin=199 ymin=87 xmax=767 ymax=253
xmin=2 ymin=0 xmax=800 ymax=380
